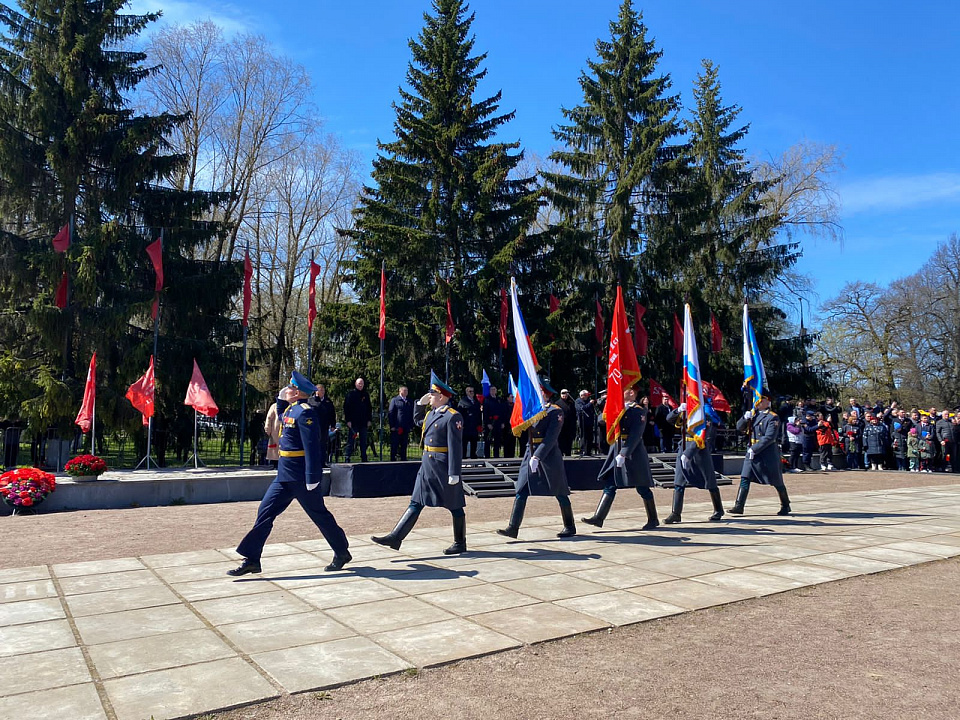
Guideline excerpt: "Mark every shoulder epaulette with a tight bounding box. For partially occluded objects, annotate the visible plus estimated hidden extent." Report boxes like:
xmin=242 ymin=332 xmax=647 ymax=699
xmin=299 ymin=402 xmax=310 ymax=409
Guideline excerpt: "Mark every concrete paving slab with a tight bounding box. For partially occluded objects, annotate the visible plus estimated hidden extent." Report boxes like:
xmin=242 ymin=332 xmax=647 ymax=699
xmin=193 ymin=589 xmax=313 ymax=626
xmin=799 ymin=552 xmax=901 ymax=574
xmin=0 ymin=683 xmax=106 ymax=720
xmin=52 ymin=558 xmax=146 ymax=577
xmin=141 ymin=549 xmax=234 ymax=568
xmin=0 ymin=618 xmax=75 ymax=658
xmin=173 ymin=576 xmax=284 ymax=601
xmin=847 ymin=545 xmax=944 ymax=566
xmin=630 ymin=578 xmax=756 ymax=610
xmin=291 ymin=578 xmax=406 ymax=609
xmin=64 ymin=583 xmax=180 ymax=617
xmin=375 ymin=569 xmax=483 ymax=596
xmin=0 ymin=597 xmax=64 ymax=627
xmin=0 ymin=646 xmax=90 ymax=696
xmin=373 ymin=617 xmax=520 ymax=667
xmin=74 ymin=604 xmax=205 ymax=645
xmin=153 ymin=560 xmax=247 ymax=584
xmin=882 ymin=540 xmax=960 ymax=558
xmin=693 ymin=568 xmax=807 ymax=596
xmin=472 ymin=602 xmax=610 ymax=644
xmin=87 ymin=627 xmax=235 ymax=679
xmin=0 ymin=578 xmax=56 ymax=603
xmin=735 ymin=543 xmax=824 ymax=560
xmin=749 ymin=560 xmax=855 ymax=584
xmin=326 ymin=595 xmax=456 ymax=634
xmin=219 ymin=611 xmax=356 ymax=654
xmin=682 ymin=547 xmax=778 ymax=569
xmin=58 ymin=569 xmax=163 ymax=596
xmin=555 ymin=589 xmax=686 ymax=626
xmin=435 ymin=558 xmax=552 ymax=583
xmin=253 ymin=636 xmax=411 ymax=692
xmin=567 ymin=564 xmax=677 ymax=589
xmin=0 ymin=565 xmax=49 ymax=584
xmin=498 ymin=573 xmax=610 ymax=602
xmin=577 ymin=542 xmax=667 ymax=565
xmin=419 ymin=583 xmax=538 ymax=616
xmin=103 ymin=657 xmax=278 ymax=720
xmin=631 ymin=555 xmax=732 ymax=578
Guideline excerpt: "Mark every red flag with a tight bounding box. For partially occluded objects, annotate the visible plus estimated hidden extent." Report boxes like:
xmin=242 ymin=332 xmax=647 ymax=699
xmin=649 ymin=378 xmax=679 ymax=409
xmin=702 ymin=380 xmax=731 ymax=412
xmin=308 ymin=260 xmax=320 ymax=332
xmin=595 ymin=299 xmax=604 ymax=357
xmin=75 ymin=352 xmax=96 ymax=433
xmin=606 ymin=286 xmax=642 ymax=444
xmin=146 ymin=238 xmax=163 ymax=291
xmin=633 ymin=302 xmax=648 ymax=358
xmin=711 ymin=312 xmax=722 ymax=353
xmin=242 ymin=251 xmax=252 ymax=327
xmin=54 ymin=271 xmax=68 ymax=309
xmin=52 ymin=224 xmax=70 ymax=253
xmin=499 ymin=288 xmax=508 ymax=349
xmin=549 ymin=294 xmax=560 ymax=314
xmin=378 ymin=264 xmax=386 ymax=340
xmin=184 ymin=359 xmax=219 ymax=417
xmin=445 ymin=298 xmax=455 ymax=344
xmin=151 ymin=296 xmax=159 ymax=321
xmin=672 ymin=313 xmax=683 ymax=363
xmin=126 ymin=356 xmax=156 ymax=425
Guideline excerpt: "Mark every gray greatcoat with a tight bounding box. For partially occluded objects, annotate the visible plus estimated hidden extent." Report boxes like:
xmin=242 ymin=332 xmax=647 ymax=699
xmin=667 ymin=409 xmax=717 ymax=490
xmin=737 ymin=409 xmax=785 ymax=487
xmin=411 ymin=404 xmax=465 ymax=510
xmin=516 ymin=404 xmax=570 ymax=496
xmin=597 ymin=402 xmax=653 ymax=488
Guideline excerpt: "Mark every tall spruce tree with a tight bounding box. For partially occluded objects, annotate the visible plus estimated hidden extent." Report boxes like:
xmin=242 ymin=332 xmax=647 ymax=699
xmin=0 ymin=1 xmax=241 ymax=461
xmin=331 ymin=0 xmax=537 ymax=394
xmin=542 ymin=0 xmax=691 ymax=383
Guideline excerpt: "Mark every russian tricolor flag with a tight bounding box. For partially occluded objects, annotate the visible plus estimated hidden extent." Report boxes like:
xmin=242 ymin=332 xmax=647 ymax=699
xmin=509 ymin=277 xmax=547 ymax=435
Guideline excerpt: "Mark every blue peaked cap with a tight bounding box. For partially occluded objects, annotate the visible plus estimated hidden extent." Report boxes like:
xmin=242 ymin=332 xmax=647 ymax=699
xmin=430 ymin=370 xmax=455 ymax=397
xmin=290 ymin=370 xmax=317 ymax=395
xmin=539 ymin=375 xmax=557 ymax=396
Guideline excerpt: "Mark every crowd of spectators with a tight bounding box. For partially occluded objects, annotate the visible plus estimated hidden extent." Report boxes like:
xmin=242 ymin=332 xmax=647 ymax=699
xmin=779 ymin=396 xmax=960 ymax=473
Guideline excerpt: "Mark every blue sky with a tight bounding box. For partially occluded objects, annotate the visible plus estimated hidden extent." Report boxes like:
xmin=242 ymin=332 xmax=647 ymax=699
xmin=132 ymin=0 xmax=960 ymax=323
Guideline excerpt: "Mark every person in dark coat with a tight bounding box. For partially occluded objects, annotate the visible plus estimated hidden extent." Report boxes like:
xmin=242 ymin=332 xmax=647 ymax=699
xmin=891 ymin=409 xmax=910 ymax=471
xmin=935 ymin=410 xmax=955 ymax=473
xmin=575 ymin=390 xmax=597 ymax=456
xmin=662 ymin=400 xmax=724 ymax=524
xmin=343 ymin=377 xmax=372 ymax=462
xmin=654 ymin=402 xmax=676 ymax=453
xmin=498 ymin=379 xmax=575 ymax=539
xmin=581 ymin=379 xmax=660 ymax=530
xmin=729 ymin=388 xmax=791 ymax=516
xmin=307 ymin=383 xmax=336 ymax=466
xmin=228 ymin=372 xmax=351 ymax=576
xmin=388 ymin=385 xmax=415 ymax=461
xmin=800 ymin=410 xmax=818 ymax=470
xmin=483 ymin=386 xmax=505 ymax=458
xmin=371 ymin=372 xmax=466 ymax=555
xmin=556 ymin=389 xmax=577 ymax=456
xmin=458 ymin=386 xmax=482 ymax=459
xmin=862 ymin=413 xmax=889 ymax=470
xmin=501 ymin=394 xmax=516 ymax=458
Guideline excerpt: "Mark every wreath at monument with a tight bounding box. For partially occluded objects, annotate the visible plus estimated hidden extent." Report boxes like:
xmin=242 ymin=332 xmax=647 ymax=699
xmin=0 ymin=468 xmax=57 ymax=510
xmin=64 ymin=454 xmax=108 ymax=480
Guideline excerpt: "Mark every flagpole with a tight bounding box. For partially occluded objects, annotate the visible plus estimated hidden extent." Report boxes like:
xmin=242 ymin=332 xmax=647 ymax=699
xmin=240 ymin=322 xmax=248 ymax=466
xmin=445 ymin=340 xmax=450 ymax=385
xmin=307 ymin=252 xmax=314 ymax=377
xmin=91 ymin=402 xmax=95 ymax=456
xmin=146 ymin=230 xmax=163 ymax=470
xmin=60 ymin=213 xmax=74 ymax=384
xmin=379 ymin=261 xmax=385 ymax=461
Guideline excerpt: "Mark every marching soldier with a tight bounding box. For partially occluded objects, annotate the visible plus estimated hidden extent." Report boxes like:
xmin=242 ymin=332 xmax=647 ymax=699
xmin=371 ymin=371 xmax=467 ymax=555
xmin=730 ymin=387 xmax=792 ymax=516
xmin=228 ymin=372 xmax=351 ymax=576
xmin=663 ymin=400 xmax=724 ymax=524
xmin=582 ymin=378 xmax=660 ymax=530
xmin=498 ymin=378 xmax=576 ymax=539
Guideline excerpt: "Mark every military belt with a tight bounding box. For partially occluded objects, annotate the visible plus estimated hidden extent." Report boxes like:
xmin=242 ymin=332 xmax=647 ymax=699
xmin=279 ymin=449 xmax=305 ymax=457
xmin=424 ymin=445 xmax=448 ymax=453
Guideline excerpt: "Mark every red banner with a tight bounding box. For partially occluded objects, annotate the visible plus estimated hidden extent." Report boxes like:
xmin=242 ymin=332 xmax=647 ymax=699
xmin=378 ymin=264 xmax=387 ymax=340
xmin=606 ymin=286 xmax=641 ymax=444
xmin=52 ymin=224 xmax=70 ymax=253
xmin=445 ymin=298 xmax=455 ymax=344
xmin=146 ymin=238 xmax=163 ymax=291
xmin=308 ymin=260 xmax=320 ymax=332
xmin=702 ymin=379 xmax=731 ymax=412
xmin=242 ymin=251 xmax=252 ymax=327
xmin=595 ymin=299 xmax=604 ymax=357
xmin=499 ymin=288 xmax=508 ymax=349
xmin=549 ymin=294 xmax=560 ymax=314
xmin=711 ymin=312 xmax=723 ymax=353
xmin=54 ymin=271 xmax=68 ymax=309
xmin=649 ymin=378 xmax=679 ymax=409
xmin=126 ymin=356 xmax=156 ymax=425
xmin=75 ymin=352 xmax=96 ymax=433
xmin=633 ymin=302 xmax=647 ymax=357
xmin=184 ymin=359 xmax=219 ymax=417
xmin=672 ymin=313 xmax=683 ymax=363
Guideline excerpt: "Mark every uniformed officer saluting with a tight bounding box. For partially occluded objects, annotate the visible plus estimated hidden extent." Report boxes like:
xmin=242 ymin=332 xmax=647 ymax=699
xmin=582 ymin=377 xmax=659 ymax=530
xmin=227 ymin=372 xmax=351 ymax=575
xmin=371 ymin=371 xmax=467 ymax=555
xmin=730 ymin=387 xmax=792 ymax=516
xmin=498 ymin=377 xmax=576 ymax=539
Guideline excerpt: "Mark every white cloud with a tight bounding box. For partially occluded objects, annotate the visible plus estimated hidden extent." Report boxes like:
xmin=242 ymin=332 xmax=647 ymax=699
xmin=127 ymin=0 xmax=256 ymax=36
xmin=841 ymin=172 xmax=960 ymax=215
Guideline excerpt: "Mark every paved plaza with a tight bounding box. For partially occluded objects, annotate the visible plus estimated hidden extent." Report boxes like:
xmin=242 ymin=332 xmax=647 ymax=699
xmin=2 ymin=484 xmax=960 ymax=720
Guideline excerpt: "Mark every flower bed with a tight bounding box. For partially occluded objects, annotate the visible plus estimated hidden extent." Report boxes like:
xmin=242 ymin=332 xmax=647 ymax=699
xmin=0 ymin=468 xmax=57 ymax=509
xmin=64 ymin=454 xmax=109 ymax=478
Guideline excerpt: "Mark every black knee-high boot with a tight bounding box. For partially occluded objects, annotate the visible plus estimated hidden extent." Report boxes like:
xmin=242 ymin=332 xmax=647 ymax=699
xmin=497 ymin=494 xmax=527 ymax=538
xmin=371 ymin=506 xmax=420 ymax=550
xmin=444 ymin=514 xmax=467 ymax=554
xmin=708 ymin=488 xmax=725 ymax=521
xmin=664 ymin=487 xmax=684 ymax=524
xmin=582 ymin=492 xmax=615 ymax=527
xmin=775 ymin=485 xmax=791 ymax=516
xmin=641 ymin=495 xmax=660 ymax=530
xmin=558 ymin=500 xmax=577 ymax=538
xmin=729 ymin=478 xmax=751 ymax=514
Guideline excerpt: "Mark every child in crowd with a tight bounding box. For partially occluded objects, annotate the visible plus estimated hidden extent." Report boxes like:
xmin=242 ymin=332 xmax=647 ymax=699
xmin=815 ymin=412 xmax=839 ymax=471
xmin=786 ymin=412 xmax=803 ymax=472
xmin=843 ymin=412 xmax=862 ymax=470
xmin=919 ymin=424 xmax=936 ymax=472
xmin=907 ymin=428 xmax=921 ymax=472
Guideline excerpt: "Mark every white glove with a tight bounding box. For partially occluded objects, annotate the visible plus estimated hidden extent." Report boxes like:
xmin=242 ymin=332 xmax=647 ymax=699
xmin=680 ymin=454 xmax=691 ymax=470
xmin=746 ymin=448 xmax=754 ymax=460
xmin=306 ymin=481 xmax=319 ymax=491
xmin=615 ymin=454 xmax=626 ymax=468
xmin=418 ymin=393 xmax=432 ymax=405
xmin=448 ymin=475 xmax=460 ymax=485
xmin=744 ymin=410 xmax=754 ymax=419
xmin=678 ymin=403 xmax=687 ymax=412
xmin=529 ymin=456 xmax=540 ymax=473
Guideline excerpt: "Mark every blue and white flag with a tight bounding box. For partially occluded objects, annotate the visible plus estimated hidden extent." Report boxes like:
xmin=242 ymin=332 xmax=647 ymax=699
xmin=481 ymin=369 xmax=491 ymax=403
xmin=510 ymin=277 xmax=547 ymax=435
xmin=742 ymin=303 xmax=766 ymax=410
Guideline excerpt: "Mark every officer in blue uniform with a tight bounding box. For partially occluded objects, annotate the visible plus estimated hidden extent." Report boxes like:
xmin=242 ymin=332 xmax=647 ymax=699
xmin=498 ymin=378 xmax=575 ymax=539
xmin=371 ymin=371 xmax=467 ymax=555
xmin=228 ymin=371 xmax=351 ymax=575
xmin=730 ymin=387 xmax=791 ymax=516
xmin=581 ymin=377 xmax=659 ymax=530
xmin=663 ymin=399 xmax=724 ymax=524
